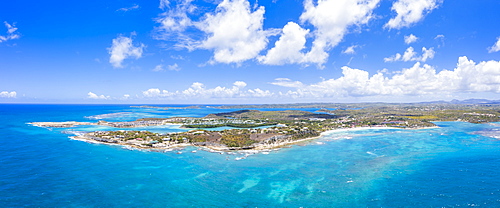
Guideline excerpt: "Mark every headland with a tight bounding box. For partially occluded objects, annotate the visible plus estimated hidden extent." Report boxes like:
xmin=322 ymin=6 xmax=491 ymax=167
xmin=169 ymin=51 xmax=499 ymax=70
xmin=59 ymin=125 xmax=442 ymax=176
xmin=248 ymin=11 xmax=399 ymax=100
xmin=30 ymin=103 xmax=500 ymax=152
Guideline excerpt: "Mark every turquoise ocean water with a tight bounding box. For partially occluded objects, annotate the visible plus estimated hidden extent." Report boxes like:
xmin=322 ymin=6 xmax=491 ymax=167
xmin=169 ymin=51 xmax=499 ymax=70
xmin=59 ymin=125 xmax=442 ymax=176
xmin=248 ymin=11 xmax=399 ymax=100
xmin=1 ymin=104 xmax=500 ymax=207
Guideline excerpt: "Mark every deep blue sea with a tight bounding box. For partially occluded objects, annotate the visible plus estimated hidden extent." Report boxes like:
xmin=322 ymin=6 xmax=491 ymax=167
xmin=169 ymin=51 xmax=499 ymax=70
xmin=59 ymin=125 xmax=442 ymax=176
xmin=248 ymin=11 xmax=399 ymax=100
xmin=2 ymin=104 xmax=500 ymax=207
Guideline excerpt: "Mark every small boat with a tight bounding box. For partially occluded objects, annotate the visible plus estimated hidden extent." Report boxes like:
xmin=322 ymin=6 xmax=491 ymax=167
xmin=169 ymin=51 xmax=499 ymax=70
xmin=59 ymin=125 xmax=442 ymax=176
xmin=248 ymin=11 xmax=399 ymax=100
xmin=235 ymin=156 xmax=246 ymax=160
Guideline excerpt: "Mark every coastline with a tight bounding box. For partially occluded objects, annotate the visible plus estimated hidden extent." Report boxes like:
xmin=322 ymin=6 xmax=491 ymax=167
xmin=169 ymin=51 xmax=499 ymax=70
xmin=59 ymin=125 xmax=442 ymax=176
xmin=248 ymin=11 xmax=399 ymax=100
xmin=66 ymin=125 xmax=441 ymax=157
xmin=70 ymin=135 xmax=191 ymax=151
xmin=29 ymin=121 xmax=94 ymax=128
xmin=29 ymin=121 xmax=183 ymax=128
xmin=320 ymin=126 xmax=439 ymax=135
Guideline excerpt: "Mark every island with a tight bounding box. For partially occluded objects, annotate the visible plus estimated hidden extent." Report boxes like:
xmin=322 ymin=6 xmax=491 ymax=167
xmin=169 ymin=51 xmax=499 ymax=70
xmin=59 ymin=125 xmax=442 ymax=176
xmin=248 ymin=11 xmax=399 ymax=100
xmin=30 ymin=103 xmax=500 ymax=152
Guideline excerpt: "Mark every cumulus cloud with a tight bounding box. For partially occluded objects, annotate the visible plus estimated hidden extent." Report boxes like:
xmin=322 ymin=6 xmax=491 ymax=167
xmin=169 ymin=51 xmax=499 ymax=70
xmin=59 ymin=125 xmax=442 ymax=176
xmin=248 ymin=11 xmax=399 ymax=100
xmin=181 ymin=82 xmax=248 ymax=98
xmin=258 ymin=22 xmax=309 ymax=65
xmin=271 ymin=56 xmax=500 ymax=98
xmin=91 ymin=56 xmax=500 ymax=101
xmin=142 ymin=81 xmax=273 ymax=99
xmin=259 ymin=0 xmax=379 ymax=66
xmin=0 ymin=21 xmax=20 ymax=43
xmin=108 ymin=35 xmax=145 ymax=68
xmin=0 ymin=91 xmax=17 ymax=98
xmin=154 ymin=0 xmax=383 ymax=67
xmin=197 ymin=0 xmax=269 ymax=64
xmin=299 ymin=0 xmax=380 ymax=65
xmin=404 ymin=34 xmax=418 ymax=44
xmin=155 ymin=0 xmax=379 ymax=66
xmin=87 ymin=92 xmax=110 ymax=100
xmin=488 ymin=37 xmax=500 ymax=53
xmin=247 ymin=88 xmax=274 ymax=97
xmin=454 ymin=57 xmax=500 ymax=92
xmin=143 ymin=88 xmax=168 ymax=97
xmin=385 ymin=0 xmax=441 ymax=29
xmin=384 ymin=46 xmax=435 ymax=62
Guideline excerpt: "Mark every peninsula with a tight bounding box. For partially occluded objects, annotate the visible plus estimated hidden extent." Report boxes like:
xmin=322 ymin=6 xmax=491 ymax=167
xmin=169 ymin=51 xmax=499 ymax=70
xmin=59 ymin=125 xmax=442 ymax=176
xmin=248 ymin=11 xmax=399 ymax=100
xmin=31 ymin=103 xmax=500 ymax=151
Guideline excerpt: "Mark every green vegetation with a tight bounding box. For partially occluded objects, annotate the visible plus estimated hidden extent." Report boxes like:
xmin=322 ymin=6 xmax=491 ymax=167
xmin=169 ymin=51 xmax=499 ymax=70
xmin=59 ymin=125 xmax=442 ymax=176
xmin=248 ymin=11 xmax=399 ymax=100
xmin=317 ymin=104 xmax=500 ymax=127
xmin=404 ymin=115 xmax=439 ymax=120
xmin=220 ymin=133 xmax=256 ymax=147
xmin=206 ymin=109 xmax=336 ymax=120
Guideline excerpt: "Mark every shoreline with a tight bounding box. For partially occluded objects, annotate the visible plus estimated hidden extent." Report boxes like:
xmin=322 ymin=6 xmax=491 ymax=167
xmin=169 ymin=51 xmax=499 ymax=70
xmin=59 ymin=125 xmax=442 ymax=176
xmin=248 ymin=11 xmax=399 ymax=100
xmin=29 ymin=121 xmax=183 ymax=128
xmin=70 ymin=135 xmax=191 ymax=151
xmin=320 ymin=126 xmax=439 ymax=135
xmin=29 ymin=121 xmax=95 ymax=128
xmin=66 ymin=125 xmax=441 ymax=156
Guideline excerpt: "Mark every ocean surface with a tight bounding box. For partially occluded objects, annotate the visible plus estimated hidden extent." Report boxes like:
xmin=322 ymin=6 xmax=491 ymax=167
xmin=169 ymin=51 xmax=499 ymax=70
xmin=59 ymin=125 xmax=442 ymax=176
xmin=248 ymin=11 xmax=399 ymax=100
xmin=2 ymin=104 xmax=500 ymax=207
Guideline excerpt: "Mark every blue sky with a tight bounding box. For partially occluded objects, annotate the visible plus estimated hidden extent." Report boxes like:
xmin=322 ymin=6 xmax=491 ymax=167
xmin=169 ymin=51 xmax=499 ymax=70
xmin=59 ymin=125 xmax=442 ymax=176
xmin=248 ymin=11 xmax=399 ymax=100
xmin=1 ymin=0 xmax=500 ymax=104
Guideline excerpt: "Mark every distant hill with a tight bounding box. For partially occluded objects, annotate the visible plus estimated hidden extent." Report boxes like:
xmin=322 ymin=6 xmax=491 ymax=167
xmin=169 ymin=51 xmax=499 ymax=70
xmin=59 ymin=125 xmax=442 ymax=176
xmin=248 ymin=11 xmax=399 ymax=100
xmin=449 ymin=99 xmax=500 ymax=104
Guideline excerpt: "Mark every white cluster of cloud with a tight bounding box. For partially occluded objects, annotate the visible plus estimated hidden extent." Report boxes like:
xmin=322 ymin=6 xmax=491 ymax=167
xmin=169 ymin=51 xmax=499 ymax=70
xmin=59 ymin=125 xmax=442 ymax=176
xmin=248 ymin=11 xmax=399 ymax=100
xmin=197 ymin=0 xmax=269 ymax=64
xmin=271 ymin=56 xmax=500 ymax=98
xmin=85 ymin=55 xmax=500 ymax=101
xmin=87 ymin=92 xmax=132 ymax=100
xmin=154 ymin=0 xmax=444 ymax=66
xmin=404 ymin=34 xmax=418 ymax=44
xmin=385 ymin=0 xmax=441 ymax=29
xmin=108 ymin=34 xmax=145 ymax=68
xmin=0 ymin=21 xmax=20 ymax=43
xmin=299 ymin=0 xmax=380 ymax=65
xmin=259 ymin=0 xmax=379 ymax=66
xmin=142 ymin=81 xmax=273 ymax=99
xmin=488 ymin=37 xmax=500 ymax=53
xmin=156 ymin=0 xmax=270 ymax=63
xmin=257 ymin=22 xmax=309 ymax=65
xmin=87 ymin=92 xmax=110 ymax=100
xmin=0 ymin=91 xmax=17 ymax=98
xmin=384 ymin=46 xmax=435 ymax=62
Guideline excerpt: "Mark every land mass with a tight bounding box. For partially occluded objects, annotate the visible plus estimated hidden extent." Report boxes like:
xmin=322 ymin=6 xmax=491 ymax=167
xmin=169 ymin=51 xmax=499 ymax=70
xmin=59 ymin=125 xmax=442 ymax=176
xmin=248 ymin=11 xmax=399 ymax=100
xmin=130 ymin=105 xmax=203 ymax=110
xmin=31 ymin=103 xmax=500 ymax=151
